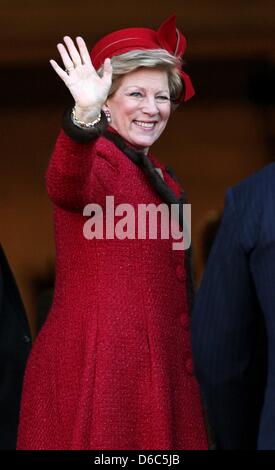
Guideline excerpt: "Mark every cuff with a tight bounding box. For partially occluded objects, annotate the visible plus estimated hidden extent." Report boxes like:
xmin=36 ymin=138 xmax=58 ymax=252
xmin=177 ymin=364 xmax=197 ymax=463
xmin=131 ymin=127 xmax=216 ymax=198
xmin=62 ymin=107 xmax=108 ymax=143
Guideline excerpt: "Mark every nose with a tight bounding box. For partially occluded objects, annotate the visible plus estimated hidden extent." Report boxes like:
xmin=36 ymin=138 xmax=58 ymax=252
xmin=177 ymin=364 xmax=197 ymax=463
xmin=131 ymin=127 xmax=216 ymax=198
xmin=141 ymin=96 xmax=159 ymax=116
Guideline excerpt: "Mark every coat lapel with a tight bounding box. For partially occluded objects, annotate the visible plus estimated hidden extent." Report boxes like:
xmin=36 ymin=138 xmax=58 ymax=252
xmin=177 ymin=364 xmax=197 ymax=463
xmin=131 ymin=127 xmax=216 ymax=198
xmin=103 ymin=130 xmax=194 ymax=313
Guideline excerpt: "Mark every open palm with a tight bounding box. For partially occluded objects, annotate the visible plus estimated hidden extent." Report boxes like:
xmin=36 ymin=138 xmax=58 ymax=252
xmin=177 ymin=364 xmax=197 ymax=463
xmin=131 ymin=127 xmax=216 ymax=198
xmin=50 ymin=36 xmax=113 ymax=111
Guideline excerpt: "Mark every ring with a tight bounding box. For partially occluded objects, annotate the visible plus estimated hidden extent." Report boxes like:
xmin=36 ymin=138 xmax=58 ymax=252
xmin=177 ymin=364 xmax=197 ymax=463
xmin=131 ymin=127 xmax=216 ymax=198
xmin=65 ymin=67 xmax=74 ymax=75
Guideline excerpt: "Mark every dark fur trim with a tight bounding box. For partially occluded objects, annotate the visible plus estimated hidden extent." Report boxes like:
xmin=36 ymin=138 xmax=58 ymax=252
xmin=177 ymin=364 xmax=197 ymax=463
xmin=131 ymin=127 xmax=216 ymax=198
xmin=62 ymin=108 xmax=108 ymax=143
xmin=103 ymin=130 xmax=142 ymax=165
xmin=103 ymin=130 xmax=194 ymax=314
xmin=165 ymin=165 xmax=184 ymax=187
xmin=104 ymin=130 xmax=182 ymax=210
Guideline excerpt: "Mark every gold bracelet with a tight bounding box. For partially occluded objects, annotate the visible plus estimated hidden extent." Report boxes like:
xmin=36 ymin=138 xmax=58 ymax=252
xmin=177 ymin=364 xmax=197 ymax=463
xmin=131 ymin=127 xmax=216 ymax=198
xmin=71 ymin=106 xmax=102 ymax=128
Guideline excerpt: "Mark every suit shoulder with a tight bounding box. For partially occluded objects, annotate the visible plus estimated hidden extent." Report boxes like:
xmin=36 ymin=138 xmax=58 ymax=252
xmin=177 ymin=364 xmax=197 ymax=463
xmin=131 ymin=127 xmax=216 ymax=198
xmin=228 ymin=164 xmax=275 ymax=250
xmin=232 ymin=163 xmax=275 ymax=203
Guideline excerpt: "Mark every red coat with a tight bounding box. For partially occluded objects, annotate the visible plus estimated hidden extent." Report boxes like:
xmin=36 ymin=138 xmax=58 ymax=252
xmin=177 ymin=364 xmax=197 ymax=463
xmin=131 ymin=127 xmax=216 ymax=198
xmin=17 ymin=125 xmax=208 ymax=450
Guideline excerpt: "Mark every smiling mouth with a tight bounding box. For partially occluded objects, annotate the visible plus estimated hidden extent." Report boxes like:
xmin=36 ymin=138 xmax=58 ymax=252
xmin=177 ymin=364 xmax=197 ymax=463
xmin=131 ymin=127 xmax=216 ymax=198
xmin=133 ymin=120 xmax=157 ymax=130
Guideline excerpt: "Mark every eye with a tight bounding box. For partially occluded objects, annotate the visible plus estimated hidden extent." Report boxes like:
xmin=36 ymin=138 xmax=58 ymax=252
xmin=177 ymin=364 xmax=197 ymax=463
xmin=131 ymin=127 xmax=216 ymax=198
xmin=156 ymin=96 xmax=170 ymax=101
xmin=130 ymin=92 xmax=142 ymax=97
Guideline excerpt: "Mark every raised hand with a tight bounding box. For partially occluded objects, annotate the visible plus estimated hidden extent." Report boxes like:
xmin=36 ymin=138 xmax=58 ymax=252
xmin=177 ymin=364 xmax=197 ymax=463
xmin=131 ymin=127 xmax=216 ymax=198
xmin=50 ymin=36 xmax=113 ymax=119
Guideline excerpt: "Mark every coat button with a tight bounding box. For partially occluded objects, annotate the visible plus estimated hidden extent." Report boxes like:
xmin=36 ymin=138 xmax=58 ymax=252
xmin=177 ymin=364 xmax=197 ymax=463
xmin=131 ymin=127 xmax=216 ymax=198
xmin=176 ymin=264 xmax=186 ymax=282
xmin=23 ymin=335 xmax=31 ymax=344
xmin=185 ymin=358 xmax=194 ymax=376
xmin=180 ymin=314 xmax=190 ymax=330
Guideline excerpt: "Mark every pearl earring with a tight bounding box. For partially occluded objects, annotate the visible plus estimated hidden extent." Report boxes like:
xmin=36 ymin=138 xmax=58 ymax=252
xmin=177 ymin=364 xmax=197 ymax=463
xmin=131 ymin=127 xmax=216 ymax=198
xmin=104 ymin=109 xmax=112 ymax=123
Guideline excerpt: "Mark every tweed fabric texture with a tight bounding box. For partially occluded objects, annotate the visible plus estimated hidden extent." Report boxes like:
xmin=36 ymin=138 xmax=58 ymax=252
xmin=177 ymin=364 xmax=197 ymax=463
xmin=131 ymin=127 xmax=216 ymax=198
xmin=17 ymin=128 xmax=207 ymax=450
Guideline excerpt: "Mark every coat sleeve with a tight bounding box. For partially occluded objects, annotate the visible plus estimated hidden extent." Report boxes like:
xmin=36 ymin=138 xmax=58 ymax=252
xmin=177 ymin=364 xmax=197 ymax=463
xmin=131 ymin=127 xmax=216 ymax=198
xmin=45 ymin=109 xmax=108 ymax=211
xmin=192 ymin=188 xmax=266 ymax=449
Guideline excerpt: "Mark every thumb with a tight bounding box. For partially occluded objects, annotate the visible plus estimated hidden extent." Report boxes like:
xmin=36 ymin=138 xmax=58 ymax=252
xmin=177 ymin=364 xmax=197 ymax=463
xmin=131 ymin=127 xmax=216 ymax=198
xmin=102 ymin=57 xmax=113 ymax=84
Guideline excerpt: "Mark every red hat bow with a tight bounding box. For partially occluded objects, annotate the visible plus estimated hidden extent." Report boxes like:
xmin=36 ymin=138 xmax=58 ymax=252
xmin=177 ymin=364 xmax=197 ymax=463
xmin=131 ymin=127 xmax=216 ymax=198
xmin=90 ymin=14 xmax=195 ymax=103
xmin=156 ymin=15 xmax=195 ymax=102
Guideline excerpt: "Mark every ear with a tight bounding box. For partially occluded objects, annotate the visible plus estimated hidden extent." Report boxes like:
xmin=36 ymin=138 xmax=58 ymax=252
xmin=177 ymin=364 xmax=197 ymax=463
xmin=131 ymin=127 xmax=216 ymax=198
xmin=102 ymin=103 xmax=109 ymax=112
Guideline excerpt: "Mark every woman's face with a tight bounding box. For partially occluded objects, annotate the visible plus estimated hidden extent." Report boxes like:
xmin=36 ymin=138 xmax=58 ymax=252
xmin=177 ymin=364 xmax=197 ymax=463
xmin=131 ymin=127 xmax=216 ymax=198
xmin=104 ymin=68 xmax=171 ymax=153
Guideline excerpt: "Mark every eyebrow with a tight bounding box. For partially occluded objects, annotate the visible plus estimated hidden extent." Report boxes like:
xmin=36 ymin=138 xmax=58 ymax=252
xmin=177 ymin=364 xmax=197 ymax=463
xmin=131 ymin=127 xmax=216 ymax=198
xmin=125 ymin=85 xmax=170 ymax=94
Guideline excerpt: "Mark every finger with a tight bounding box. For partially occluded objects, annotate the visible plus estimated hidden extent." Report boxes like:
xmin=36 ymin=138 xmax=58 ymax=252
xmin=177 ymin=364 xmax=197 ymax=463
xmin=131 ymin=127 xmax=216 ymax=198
xmin=57 ymin=43 xmax=75 ymax=71
xmin=102 ymin=58 xmax=113 ymax=85
xmin=49 ymin=59 xmax=68 ymax=81
xmin=63 ymin=36 xmax=82 ymax=66
xmin=76 ymin=36 xmax=93 ymax=67
xmin=104 ymin=57 xmax=113 ymax=72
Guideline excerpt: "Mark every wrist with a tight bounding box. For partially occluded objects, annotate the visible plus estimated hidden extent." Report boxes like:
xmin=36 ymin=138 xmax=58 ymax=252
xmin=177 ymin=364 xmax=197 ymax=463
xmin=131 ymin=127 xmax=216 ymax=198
xmin=62 ymin=106 xmax=108 ymax=143
xmin=72 ymin=105 xmax=102 ymax=129
xmin=73 ymin=104 xmax=102 ymax=124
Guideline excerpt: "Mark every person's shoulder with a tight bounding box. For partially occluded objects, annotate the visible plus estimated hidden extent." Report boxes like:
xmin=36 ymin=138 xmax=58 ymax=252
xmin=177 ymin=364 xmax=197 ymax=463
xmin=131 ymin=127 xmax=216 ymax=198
xmin=94 ymin=134 xmax=125 ymax=165
xmin=227 ymin=164 xmax=275 ymax=250
xmin=95 ymin=133 xmax=116 ymax=149
xmin=232 ymin=163 xmax=275 ymax=201
xmin=95 ymin=132 xmax=125 ymax=155
xmin=234 ymin=163 xmax=275 ymax=190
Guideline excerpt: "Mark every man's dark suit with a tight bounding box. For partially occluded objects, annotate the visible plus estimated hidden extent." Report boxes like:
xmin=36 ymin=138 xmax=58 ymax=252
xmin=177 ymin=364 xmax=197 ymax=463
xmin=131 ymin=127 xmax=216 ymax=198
xmin=0 ymin=245 xmax=31 ymax=449
xmin=192 ymin=163 xmax=275 ymax=449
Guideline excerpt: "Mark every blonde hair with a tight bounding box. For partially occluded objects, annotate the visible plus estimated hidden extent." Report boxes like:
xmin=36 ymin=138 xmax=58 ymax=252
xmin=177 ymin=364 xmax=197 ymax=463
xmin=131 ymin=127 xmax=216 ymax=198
xmin=97 ymin=49 xmax=184 ymax=110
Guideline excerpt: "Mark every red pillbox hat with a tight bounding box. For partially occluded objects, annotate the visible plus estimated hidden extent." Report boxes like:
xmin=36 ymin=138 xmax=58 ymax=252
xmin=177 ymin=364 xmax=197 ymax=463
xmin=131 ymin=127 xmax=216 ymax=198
xmin=90 ymin=14 xmax=195 ymax=103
